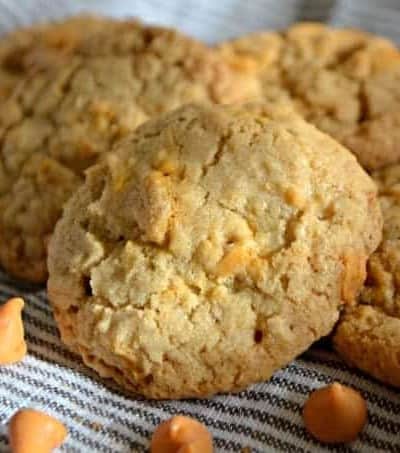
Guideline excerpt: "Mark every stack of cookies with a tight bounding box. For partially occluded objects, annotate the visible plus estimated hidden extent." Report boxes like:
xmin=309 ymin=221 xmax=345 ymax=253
xmin=0 ymin=16 xmax=399 ymax=399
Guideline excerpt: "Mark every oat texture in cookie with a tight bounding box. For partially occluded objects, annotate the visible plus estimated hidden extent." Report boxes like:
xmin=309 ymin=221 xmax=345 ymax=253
xmin=0 ymin=15 xmax=111 ymax=99
xmin=0 ymin=21 xmax=249 ymax=282
xmin=47 ymin=102 xmax=382 ymax=399
xmin=334 ymin=164 xmax=400 ymax=388
xmin=219 ymin=22 xmax=400 ymax=171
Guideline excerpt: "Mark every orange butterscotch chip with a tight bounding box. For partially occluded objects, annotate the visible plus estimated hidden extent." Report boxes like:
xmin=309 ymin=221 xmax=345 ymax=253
xmin=0 ymin=298 xmax=27 ymax=365
xmin=215 ymin=245 xmax=252 ymax=277
xmin=9 ymin=408 xmax=68 ymax=453
xmin=151 ymin=415 xmax=213 ymax=453
xmin=341 ymin=252 xmax=367 ymax=304
xmin=303 ymin=382 xmax=367 ymax=443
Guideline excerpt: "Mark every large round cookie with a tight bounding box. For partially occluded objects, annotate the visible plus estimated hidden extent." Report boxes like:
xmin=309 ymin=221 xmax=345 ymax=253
xmin=0 ymin=21 xmax=250 ymax=282
xmin=47 ymin=103 xmax=381 ymax=399
xmin=334 ymin=164 xmax=400 ymax=388
xmin=0 ymin=15 xmax=111 ymax=99
xmin=218 ymin=22 xmax=400 ymax=171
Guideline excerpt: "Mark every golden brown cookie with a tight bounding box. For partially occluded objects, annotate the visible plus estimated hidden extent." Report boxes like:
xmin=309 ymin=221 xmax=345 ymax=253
xmin=0 ymin=21 xmax=250 ymax=283
xmin=0 ymin=15 xmax=110 ymax=99
xmin=334 ymin=164 xmax=400 ymax=388
xmin=218 ymin=22 xmax=400 ymax=171
xmin=47 ymin=103 xmax=381 ymax=399
xmin=77 ymin=20 xmax=253 ymax=109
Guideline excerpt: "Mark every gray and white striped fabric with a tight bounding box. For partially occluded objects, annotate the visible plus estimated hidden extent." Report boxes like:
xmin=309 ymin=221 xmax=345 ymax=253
xmin=1 ymin=1 xmax=400 ymax=452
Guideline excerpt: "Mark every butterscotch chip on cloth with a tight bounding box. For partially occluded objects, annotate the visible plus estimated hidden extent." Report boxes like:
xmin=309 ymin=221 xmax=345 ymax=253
xmin=218 ymin=22 xmax=400 ymax=171
xmin=0 ymin=21 xmax=250 ymax=283
xmin=334 ymin=164 xmax=400 ymax=388
xmin=47 ymin=103 xmax=381 ymax=399
xmin=0 ymin=15 xmax=111 ymax=99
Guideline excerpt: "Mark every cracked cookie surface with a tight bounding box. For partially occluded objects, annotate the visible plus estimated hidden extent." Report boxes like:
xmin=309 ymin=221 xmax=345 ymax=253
xmin=0 ymin=21 xmax=249 ymax=282
xmin=47 ymin=103 xmax=381 ymax=399
xmin=334 ymin=164 xmax=400 ymax=388
xmin=0 ymin=15 xmax=110 ymax=99
xmin=218 ymin=22 xmax=400 ymax=171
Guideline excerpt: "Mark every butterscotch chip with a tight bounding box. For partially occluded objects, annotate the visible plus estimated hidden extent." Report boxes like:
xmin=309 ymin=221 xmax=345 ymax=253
xmin=218 ymin=22 xmax=400 ymax=171
xmin=47 ymin=103 xmax=381 ymax=398
xmin=303 ymin=382 xmax=367 ymax=443
xmin=9 ymin=408 xmax=67 ymax=453
xmin=0 ymin=20 xmax=251 ymax=282
xmin=151 ymin=415 xmax=213 ymax=453
xmin=334 ymin=164 xmax=400 ymax=387
xmin=0 ymin=297 xmax=26 ymax=365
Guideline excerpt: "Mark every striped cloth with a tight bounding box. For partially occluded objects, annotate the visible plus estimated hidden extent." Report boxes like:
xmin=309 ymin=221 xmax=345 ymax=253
xmin=1 ymin=1 xmax=400 ymax=451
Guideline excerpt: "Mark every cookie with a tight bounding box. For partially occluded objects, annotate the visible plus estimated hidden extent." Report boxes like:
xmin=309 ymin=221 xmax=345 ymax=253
xmin=0 ymin=21 xmax=250 ymax=282
xmin=47 ymin=103 xmax=381 ymax=399
xmin=218 ymin=22 xmax=400 ymax=171
xmin=0 ymin=15 xmax=110 ymax=99
xmin=334 ymin=164 xmax=400 ymax=387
